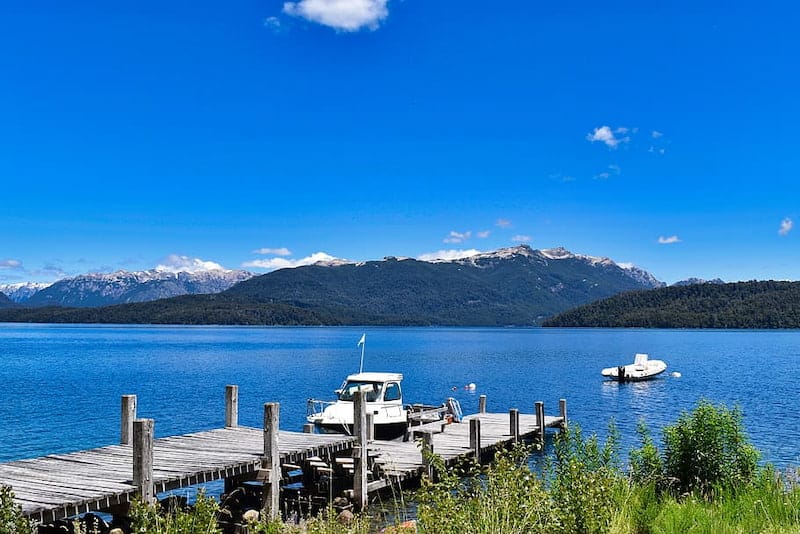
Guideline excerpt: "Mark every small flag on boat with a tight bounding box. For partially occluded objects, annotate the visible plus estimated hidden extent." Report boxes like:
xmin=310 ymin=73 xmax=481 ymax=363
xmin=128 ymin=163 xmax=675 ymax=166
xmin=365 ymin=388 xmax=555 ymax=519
xmin=358 ymin=333 xmax=366 ymax=347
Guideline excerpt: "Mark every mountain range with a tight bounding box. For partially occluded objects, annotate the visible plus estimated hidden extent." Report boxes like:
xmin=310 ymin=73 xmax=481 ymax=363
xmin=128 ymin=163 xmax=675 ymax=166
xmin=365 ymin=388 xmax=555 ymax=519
xmin=0 ymin=282 xmax=50 ymax=303
xmin=0 ymin=246 xmax=664 ymax=326
xmin=1 ymin=269 xmax=253 ymax=308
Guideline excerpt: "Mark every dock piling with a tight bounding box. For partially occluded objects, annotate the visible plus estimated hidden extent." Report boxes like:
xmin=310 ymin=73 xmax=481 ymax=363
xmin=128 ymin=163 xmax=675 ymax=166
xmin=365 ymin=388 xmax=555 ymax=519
xmin=120 ymin=395 xmax=137 ymax=445
xmin=366 ymin=412 xmax=375 ymax=442
xmin=559 ymin=398 xmax=568 ymax=429
xmin=132 ymin=418 xmax=154 ymax=504
xmin=478 ymin=395 xmax=487 ymax=414
xmin=469 ymin=418 xmax=481 ymax=463
xmin=353 ymin=391 xmax=368 ymax=512
xmin=418 ymin=431 xmax=434 ymax=479
xmin=262 ymin=403 xmax=280 ymax=519
xmin=535 ymin=401 xmax=545 ymax=443
xmin=509 ymin=408 xmax=520 ymax=442
xmin=225 ymin=386 xmax=238 ymax=428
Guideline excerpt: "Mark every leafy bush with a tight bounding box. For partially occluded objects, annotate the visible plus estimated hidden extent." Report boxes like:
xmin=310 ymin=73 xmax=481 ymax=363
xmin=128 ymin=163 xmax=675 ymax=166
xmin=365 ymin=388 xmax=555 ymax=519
xmin=129 ymin=493 xmax=220 ymax=534
xmin=629 ymin=420 xmax=664 ymax=488
xmin=661 ymin=400 xmax=759 ymax=496
xmin=416 ymin=445 xmax=555 ymax=533
xmin=0 ymin=486 xmax=34 ymax=534
xmin=548 ymin=422 xmax=625 ymax=534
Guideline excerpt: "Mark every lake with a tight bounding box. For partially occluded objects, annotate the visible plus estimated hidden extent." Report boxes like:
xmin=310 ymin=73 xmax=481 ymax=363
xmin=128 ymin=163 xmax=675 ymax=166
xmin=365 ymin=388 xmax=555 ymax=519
xmin=1 ymin=324 xmax=799 ymax=468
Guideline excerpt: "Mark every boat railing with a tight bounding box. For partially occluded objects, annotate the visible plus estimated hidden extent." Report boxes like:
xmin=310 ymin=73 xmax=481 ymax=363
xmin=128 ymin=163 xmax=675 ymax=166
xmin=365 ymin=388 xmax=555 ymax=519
xmin=406 ymin=403 xmax=450 ymax=426
xmin=306 ymin=398 xmax=337 ymax=418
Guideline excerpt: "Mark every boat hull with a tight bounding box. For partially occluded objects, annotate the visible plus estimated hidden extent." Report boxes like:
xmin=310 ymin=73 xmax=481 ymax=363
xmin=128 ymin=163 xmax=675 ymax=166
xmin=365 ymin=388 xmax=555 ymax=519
xmin=601 ymin=359 xmax=668 ymax=382
xmin=313 ymin=421 xmax=408 ymax=441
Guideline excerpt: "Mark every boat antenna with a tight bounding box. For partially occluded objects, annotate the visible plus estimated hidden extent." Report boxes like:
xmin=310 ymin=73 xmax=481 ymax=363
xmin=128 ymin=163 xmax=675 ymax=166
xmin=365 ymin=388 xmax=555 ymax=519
xmin=357 ymin=333 xmax=366 ymax=373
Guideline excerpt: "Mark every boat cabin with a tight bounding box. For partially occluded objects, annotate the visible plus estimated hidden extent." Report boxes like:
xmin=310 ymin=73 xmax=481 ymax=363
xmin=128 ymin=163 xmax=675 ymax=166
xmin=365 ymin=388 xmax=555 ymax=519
xmin=307 ymin=372 xmax=408 ymax=439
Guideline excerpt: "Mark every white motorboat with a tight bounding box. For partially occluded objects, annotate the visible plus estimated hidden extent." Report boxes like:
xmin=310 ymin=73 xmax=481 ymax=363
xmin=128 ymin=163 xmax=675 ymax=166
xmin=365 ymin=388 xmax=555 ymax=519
xmin=307 ymin=334 xmax=462 ymax=439
xmin=306 ymin=372 xmax=409 ymax=440
xmin=601 ymin=353 xmax=667 ymax=382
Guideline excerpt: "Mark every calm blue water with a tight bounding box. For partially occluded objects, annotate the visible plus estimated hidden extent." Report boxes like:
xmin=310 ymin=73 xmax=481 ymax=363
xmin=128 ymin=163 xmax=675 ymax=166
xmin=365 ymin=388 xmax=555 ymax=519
xmin=1 ymin=324 xmax=799 ymax=468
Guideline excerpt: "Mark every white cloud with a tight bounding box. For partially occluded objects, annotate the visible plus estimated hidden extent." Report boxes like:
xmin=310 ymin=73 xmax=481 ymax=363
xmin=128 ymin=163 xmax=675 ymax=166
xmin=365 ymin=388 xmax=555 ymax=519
xmin=495 ymin=218 xmax=512 ymax=228
xmin=443 ymin=230 xmax=471 ymax=244
xmin=264 ymin=16 xmax=282 ymax=31
xmin=0 ymin=259 xmax=22 ymax=269
xmin=594 ymin=164 xmax=621 ymax=180
xmin=155 ymin=255 xmax=226 ymax=273
xmin=511 ymin=235 xmax=532 ymax=243
xmin=658 ymin=236 xmax=681 ymax=245
xmin=477 ymin=230 xmax=491 ymax=238
xmin=652 ymin=130 xmax=663 ymax=138
xmin=417 ymin=249 xmax=482 ymax=262
xmin=243 ymin=251 xmax=337 ymax=270
xmin=586 ymin=125 xmax=630 ymax=148
xmin=254 ymin=247 xmax=292 ymax=256
xmin=779 ymin=217 xmax=793 ymax=236
xmin=282 ymin=0 xmax=388 ymax=32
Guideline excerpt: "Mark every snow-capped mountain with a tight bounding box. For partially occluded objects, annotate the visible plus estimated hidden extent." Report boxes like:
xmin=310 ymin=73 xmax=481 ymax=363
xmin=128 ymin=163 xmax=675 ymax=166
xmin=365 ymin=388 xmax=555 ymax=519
xmin=25 ymin=269 xmax=254 ymax=308
xmin=447 ymin=245 xmax=664 ymax=289
xmin=0 ymin=282 xmax=52 ymax=303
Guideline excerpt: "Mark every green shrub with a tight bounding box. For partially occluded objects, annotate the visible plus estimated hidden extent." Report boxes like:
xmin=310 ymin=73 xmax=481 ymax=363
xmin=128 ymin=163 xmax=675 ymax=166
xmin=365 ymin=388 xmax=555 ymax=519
xmin=661 ymin=400 xmax=759 ymax=496
xmin=549 ymin=422 xmax=625 ymax=534
xmin=0 ymin=486 xmax=34 ymax=534
xmin=129 ymin=493 xmax=221 ymax=534
xmin=629 ymin=419 xmax=664 ymax=488
xmin=416 ymin=444 xmax=555 ymax=533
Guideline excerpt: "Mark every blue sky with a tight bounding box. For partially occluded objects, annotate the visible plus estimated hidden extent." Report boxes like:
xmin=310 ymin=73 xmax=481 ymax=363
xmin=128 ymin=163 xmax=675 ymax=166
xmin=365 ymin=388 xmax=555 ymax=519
xmin=1 ymin=0 xmax=798 ymax=285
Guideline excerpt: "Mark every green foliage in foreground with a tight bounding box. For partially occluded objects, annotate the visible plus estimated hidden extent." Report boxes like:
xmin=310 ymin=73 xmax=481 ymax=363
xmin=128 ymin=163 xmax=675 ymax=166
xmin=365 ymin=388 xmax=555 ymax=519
xmin=2 ymin=401 xmax=799 ymax=534
xmin=0 ymin=486 xmax=34 ymax=534
xmin=129 ymin=493 xmax=221 ymax=534
xmin=662 ymin=400 xmax=759 ymax=496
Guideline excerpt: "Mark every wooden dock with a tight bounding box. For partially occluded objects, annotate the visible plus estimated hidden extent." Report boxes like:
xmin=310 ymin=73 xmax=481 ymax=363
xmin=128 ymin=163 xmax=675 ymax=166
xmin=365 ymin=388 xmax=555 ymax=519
xmin=0 ymin=427 xmax=355 ymax=524
xmin=0 ymin=387 xmax=566 ymax=526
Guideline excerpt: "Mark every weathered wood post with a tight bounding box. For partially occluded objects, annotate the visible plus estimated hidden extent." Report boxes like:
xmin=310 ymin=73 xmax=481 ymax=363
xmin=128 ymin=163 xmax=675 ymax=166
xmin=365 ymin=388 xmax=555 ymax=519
xmin=469 ymin=418 xmax=481 ymax=463
xmin=418 ymin=430 xmax=434 ymax=480
xmin=353 ymin=390 xmax=368 ymax=512
xmin=478 ymin=395 xmax=487 ymax=414
xmin=559 ymin=398 xmax=568 ymax=430
xmin=262 ymin=403 xmax=280 ymax=519
xmin=121 ymin=395 xmax=137 ymax=445
xmin=132 ymin=418 xmax=154 ymax=504
xmin=225 ymin=385 xmax=239 ymax=428
xmin=535 ymin=401 xmax=545 ymax=443
xmin=366 ymin=412 xmax=375 ymax=442
xmin=509 ymin=408 xmax=520 ymax=443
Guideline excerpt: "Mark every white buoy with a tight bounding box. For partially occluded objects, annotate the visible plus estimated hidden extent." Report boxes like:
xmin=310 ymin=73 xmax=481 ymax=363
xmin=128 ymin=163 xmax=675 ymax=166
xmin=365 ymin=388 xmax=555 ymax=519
xmin=465 ymin=383 xmax=476 ymax=390
xmin=670 ymin=372 xmax=681 ymax=378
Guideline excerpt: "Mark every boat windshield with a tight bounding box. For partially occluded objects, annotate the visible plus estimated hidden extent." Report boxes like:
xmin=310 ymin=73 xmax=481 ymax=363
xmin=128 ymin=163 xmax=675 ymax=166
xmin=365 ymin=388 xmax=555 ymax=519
xmin=338 ymin=381 xmax=383 ymax=402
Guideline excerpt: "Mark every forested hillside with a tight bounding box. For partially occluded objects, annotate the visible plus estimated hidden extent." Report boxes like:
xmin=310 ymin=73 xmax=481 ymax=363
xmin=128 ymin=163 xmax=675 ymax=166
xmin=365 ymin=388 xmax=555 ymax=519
xmin=543 ymin=281 xmax=800 ymax=328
